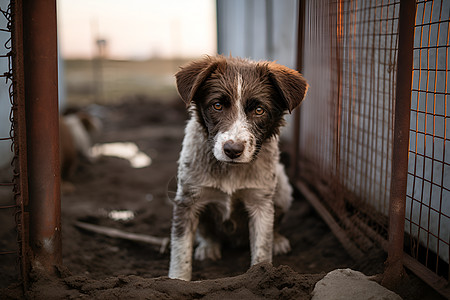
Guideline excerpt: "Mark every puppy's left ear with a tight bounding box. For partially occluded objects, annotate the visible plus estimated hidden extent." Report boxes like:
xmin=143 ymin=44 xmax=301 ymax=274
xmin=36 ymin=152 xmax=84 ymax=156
xmin=267 ymin=63 xmax=308 ymax=113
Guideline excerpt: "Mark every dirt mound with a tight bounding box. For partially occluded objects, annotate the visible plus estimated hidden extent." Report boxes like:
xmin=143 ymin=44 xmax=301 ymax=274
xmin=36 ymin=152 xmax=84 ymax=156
xmin=1 ymin=263 xmax=320 ymax=300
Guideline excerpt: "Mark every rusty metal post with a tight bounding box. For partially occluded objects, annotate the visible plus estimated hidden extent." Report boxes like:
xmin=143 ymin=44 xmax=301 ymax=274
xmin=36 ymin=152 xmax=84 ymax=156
xmin=22 ymin=0 xmax=62 ymax=272
xmin=291 ymin=0 xmax=305 ymax=178
xmin=382 ymin=0 xmax=416 ymax=290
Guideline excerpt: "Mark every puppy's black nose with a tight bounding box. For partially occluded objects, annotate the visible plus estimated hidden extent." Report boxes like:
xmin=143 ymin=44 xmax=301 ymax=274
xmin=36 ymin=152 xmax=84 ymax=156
xmin=223 ymin=140 xmax=244 ymax=159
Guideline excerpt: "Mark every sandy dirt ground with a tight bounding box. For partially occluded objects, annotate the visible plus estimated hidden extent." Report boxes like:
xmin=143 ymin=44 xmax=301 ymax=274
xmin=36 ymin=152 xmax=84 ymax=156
xmin=0 ymin=96 xmax=444 ymax=299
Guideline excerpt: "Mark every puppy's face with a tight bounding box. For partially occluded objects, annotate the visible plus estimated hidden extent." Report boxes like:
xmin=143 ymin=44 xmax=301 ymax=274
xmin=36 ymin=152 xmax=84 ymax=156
xmin=176 ymin=56 xmax=308 ymax=164
xmin=196 ymin=66 xmax=286 ymax=163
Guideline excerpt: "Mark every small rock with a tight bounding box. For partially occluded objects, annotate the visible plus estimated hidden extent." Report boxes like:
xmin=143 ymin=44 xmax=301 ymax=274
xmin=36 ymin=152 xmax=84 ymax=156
xmin=312 ymin=268 xmax=402 ymax=300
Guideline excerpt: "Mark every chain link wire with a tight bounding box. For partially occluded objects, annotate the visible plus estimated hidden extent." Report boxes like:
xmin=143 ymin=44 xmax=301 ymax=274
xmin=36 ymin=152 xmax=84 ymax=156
xmin=0 ymin=0 xmax=24 ymax=287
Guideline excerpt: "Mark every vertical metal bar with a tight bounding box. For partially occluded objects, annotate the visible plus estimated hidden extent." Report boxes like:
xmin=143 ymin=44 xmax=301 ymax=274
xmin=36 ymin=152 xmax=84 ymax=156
xmin=352 ymin=0 xmax=366 ymax=206
xmin=292 ymin=0 xmax=305 ymax=178
xmin=22 ymin=0 xmax=62 ymax=273
xmin=11 ymin=0 xmax=30 ymax=289
xmin=384 ymin=0 xmax=399 ymax=215
xmin=360 ymin=0 xmax=374 ymax=208
xmin=372 ymin=2 xmax=384 ymax=210
xmin=382 ymin=0 xmax=416 ymax=290
xmin=334 ymin=0 xmax=344 ymax=213
xmin=342 ymin=0 xmax=352 ymax=196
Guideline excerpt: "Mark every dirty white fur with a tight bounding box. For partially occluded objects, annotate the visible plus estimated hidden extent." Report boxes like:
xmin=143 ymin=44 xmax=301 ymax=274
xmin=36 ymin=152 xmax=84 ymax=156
xmin=213 ymin=117 xmax=255 ymax=163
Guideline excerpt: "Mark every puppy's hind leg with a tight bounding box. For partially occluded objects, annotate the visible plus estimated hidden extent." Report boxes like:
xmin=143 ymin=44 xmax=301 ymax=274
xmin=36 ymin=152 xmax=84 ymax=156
xmin=273 ymin=230 xmax=291 ymax=255
xmin=273 ymin=203 xmax=292 ymax=255
xmin=194 ymin=233 xmax=221 ymax=261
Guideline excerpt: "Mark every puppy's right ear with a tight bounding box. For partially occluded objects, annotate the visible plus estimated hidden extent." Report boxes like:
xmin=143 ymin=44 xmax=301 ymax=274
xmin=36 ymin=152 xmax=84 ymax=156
xmin=175 ymin=56 xmax=224 ymax=105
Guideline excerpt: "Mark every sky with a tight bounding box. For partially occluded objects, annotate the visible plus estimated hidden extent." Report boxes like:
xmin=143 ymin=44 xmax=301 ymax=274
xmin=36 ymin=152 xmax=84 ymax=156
xmin=57 ymin=0 xmax=217 ymax=60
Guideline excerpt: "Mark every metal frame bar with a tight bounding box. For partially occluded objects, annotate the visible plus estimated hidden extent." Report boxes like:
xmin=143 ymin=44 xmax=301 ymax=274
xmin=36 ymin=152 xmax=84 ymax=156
xmin=381 ymin=0 xmax=416 ymax=289
xmin=22 ymin=0 xmax=62 ymax=273
xmin=291 ymin=0 xmax=305 ymax=178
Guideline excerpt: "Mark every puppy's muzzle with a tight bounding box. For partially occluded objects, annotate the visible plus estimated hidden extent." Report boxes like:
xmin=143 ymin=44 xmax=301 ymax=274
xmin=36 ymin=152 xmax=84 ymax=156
xmin=223 ymin=140 xmax=245 ymax=159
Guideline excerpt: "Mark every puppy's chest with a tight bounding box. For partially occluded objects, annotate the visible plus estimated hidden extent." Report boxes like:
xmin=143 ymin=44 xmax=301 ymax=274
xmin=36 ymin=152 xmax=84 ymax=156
xmin=179 ymin=118 xmax=279 ymax=194
xmin=212 ymin=168 xmax=269 ymax=195
xmin=186 ymin=158 xmax=277 ymax=195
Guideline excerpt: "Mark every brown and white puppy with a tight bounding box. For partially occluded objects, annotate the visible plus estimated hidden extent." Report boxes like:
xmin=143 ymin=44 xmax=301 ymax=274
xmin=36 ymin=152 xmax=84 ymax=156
xmin=169 ymin=56 xmax=308 ymax=281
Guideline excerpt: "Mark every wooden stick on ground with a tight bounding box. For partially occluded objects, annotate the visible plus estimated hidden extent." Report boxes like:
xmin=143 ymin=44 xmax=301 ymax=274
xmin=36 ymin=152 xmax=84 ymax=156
xmin=75 ymin=221 xmax=170 ymax=253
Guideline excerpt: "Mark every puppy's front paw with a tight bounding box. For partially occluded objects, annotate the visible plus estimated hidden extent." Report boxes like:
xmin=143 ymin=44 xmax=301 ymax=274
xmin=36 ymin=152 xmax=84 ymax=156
xmin=273 ymin=233 xmax=291 ymax=255
xmin=194 ymin=239 xmax=221 ymax=261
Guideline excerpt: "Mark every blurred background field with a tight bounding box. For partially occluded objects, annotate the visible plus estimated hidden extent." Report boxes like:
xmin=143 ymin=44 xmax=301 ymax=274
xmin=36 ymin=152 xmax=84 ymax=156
xmin=63 ymin=58 xmax=191 ymax=107
xmin=58 ymin=0 xmax=217 ymax=108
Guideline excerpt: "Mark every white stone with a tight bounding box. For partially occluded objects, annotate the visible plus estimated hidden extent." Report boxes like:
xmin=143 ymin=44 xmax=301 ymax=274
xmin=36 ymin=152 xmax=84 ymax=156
xmin=312 ymin=269 xmax=402 ymax=300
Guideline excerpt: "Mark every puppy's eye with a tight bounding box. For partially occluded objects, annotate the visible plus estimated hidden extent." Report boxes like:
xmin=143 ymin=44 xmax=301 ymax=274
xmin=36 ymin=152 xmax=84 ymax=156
xmin=255 ymin=106 xmax=265 ymax=116
xmin=213 ymin=102 xmax=223 ymax=111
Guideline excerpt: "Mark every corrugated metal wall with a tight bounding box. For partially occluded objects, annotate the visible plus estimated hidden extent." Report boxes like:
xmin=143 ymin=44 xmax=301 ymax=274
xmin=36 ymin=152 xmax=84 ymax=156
xmin=216 ymin=0 xmax=298 ymax=69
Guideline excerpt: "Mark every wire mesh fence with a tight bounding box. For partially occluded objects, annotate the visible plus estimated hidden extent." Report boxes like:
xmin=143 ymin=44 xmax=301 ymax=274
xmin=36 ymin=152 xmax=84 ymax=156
xmin=0 ymin=0 xmax=29 ymax=288
xmin=406 ymin=0 xmax=449 ymax=281
xmin=298 ymin=0 xmax=399 ymax=256
xmin=295 ymin=0 xmax=449 ymax=295
xmin=0 ymin=0 xmax=20 ymax=287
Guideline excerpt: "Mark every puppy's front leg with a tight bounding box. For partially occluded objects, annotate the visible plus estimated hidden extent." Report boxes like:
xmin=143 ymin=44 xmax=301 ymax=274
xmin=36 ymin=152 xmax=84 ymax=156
xmin=242 ymin=190 xmax=275 ymax=265
xmin=169 ymin=200 xmax=200 ymax=281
